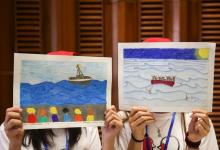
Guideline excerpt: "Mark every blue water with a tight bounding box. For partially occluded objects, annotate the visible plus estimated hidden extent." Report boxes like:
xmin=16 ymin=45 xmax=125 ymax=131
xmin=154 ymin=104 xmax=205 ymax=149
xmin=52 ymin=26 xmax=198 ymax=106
xmin=20 ymin=80 xmax=107 ymax=107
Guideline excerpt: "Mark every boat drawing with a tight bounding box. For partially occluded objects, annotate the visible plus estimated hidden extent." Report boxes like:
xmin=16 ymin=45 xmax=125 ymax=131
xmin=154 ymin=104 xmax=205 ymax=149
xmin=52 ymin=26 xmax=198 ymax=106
xmin=151 ymin=75 xmax=175 ymax=87
xmin=69 ymin=64 xmax=92 ymax=84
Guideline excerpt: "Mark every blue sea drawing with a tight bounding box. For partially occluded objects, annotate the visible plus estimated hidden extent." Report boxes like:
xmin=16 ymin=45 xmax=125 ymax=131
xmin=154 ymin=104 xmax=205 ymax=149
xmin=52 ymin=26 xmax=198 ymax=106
xmin=20 ymin=80 xmax=107 ymax=107
xmin=122 ymin=48 xmax=209 ymax=108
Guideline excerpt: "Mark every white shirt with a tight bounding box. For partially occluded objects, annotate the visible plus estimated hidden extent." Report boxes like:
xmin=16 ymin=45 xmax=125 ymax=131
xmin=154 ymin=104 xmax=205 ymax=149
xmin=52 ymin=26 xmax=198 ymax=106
xmin=0 ymin=124 xmax=101 ymax=150
xmin=115 ymin=112 xmax=219 ymax=150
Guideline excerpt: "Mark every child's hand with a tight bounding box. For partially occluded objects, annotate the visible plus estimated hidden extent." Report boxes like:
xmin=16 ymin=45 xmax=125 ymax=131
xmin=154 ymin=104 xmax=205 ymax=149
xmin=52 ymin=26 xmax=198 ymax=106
xmin=129 ymin=106 xmax=155 ymax=141
xmin=187 ymin=109 xmax=210 ymax=142
xmin=102 ymin=105 xmax=123 ymax=150
xmin=4 ymin=107 xmax=24 ymax=148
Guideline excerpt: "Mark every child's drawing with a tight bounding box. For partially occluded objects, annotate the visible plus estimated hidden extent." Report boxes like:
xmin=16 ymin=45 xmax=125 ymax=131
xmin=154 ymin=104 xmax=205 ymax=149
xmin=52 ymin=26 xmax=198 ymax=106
xmin=118 ymin=42 xmax=215 ymax=112
xmin=13 ymin=53 xmax=112 ymax=129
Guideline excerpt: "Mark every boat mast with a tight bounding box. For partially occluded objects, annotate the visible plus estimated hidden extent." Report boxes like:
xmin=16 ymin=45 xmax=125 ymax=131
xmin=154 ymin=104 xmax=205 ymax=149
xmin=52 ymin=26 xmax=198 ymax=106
xmin=76 ymin=64 xmax=85 ymax=79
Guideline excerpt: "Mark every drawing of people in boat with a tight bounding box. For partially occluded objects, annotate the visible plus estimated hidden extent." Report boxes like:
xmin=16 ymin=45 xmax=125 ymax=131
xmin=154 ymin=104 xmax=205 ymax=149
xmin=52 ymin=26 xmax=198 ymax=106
xmin=151 ymin=75 xmax=175 ymax=87
xmin=69 ymin=64 xmax=92 ymax=84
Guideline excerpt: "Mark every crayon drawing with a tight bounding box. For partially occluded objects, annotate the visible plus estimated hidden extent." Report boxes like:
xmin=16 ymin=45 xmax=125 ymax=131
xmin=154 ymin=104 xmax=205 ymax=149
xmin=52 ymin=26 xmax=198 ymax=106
xmin=118 ymin=42 xmax=215 ymax=112
xmin=13 ymin=53 xmax=112 ymax=129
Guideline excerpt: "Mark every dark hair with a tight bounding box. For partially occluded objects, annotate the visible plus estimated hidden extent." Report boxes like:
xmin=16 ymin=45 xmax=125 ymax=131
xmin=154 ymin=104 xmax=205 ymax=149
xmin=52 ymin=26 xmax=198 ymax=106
xmin=22 ymin=128 xmax=82 ymax=149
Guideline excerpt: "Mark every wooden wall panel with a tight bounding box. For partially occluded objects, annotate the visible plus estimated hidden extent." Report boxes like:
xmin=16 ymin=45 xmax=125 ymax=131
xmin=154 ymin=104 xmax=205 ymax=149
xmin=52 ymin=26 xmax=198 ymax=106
xmin=15 ymin=0 xmax=43 ymax=53
xmin=49 ymin=0 xmax=76 ymax=51
xmin=138 ymin=0 xmax=165 ymax=41
xmin=77 ymin=0 xmax=104 ymax=56
xmin=0 ymin=0 xmax=14 ymax=123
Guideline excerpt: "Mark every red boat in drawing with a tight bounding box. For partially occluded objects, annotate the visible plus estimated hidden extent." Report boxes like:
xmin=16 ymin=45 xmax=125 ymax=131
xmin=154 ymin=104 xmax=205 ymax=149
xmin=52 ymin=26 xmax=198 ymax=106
xmin=151 ymin=75 xmax=175 ymax=87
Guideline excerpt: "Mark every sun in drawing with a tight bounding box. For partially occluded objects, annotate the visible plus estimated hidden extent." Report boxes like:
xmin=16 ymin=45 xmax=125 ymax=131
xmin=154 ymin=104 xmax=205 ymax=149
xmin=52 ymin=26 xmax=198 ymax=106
xmin=195 ymin=48 xmax=209 ymax=60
